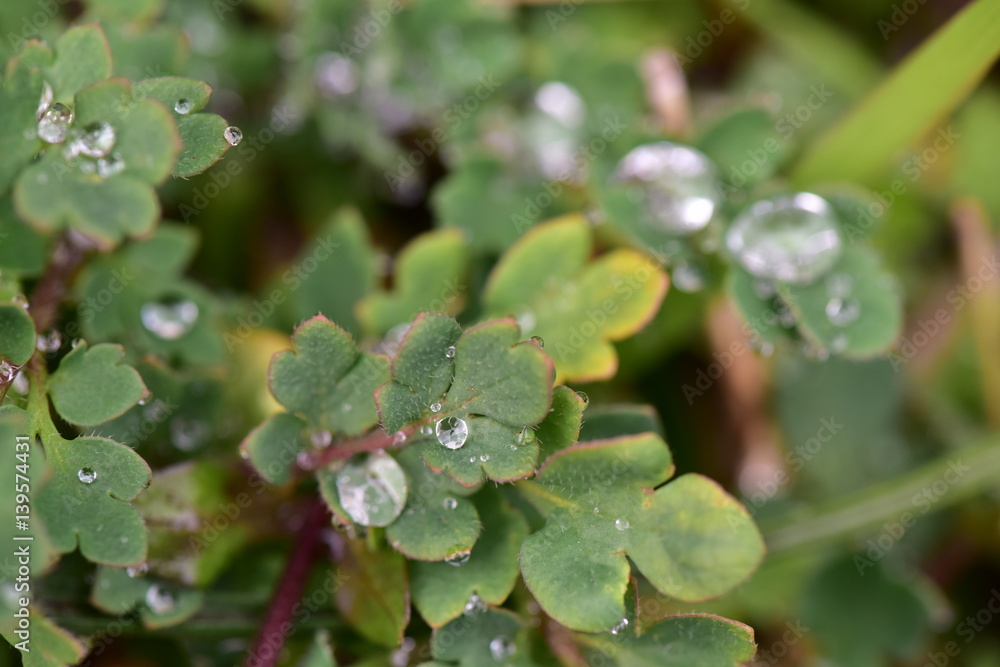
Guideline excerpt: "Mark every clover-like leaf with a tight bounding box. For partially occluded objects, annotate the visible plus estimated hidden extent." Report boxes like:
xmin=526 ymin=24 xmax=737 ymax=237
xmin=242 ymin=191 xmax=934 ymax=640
xmin=45 ymin=24 xmax=113 ymax=102
xmin=576 ymin=614 xmax=757 ymax=666
xmin=328 ymin=451 xmax=408 ymax=527
xmin=14 ymin=78 xmax=181 ymax=248
xmin=411 ymin=489 xmax=528 ymax=627
xmin=48 ymin=342 xmax=148 ymax=427
xmin=518 ymin=433 xmax=764 ymax=632
xmin=133 ymin=77 xmax=231 ymax=177
xmin=778 ymin=246 xmax=903 ymax=358
xmin=240 ymin=412 xmax=309 ymax=486
xmin=376 ymin=314 xmax=554 ymax=486
xmin=430 ymin=608 xmax=528 ymax=667
xmin=36 ymin=434 xmax=151 ymax=566
xmin=333 ymin=537 xmax=410 ymax=647
xmin=91 ymin=566 xmax=203 ymax=629
xmin=0 ymin=603 xmax=86 ymax=667
xmin=269 ymin=315 xmax=389 ymax=435
xmin=0 ymin=52 xmax=45 ymax=195
xmin=0 ymin=302 xmax=35 ymax=365
xmin=483 ymin=215 xmax=667 ymax=382
xmin=382 ymin=446 xmax=481 ymax=562
xmin=358 ymin=229 xmax=469 ymax=337
xmin=535 ymin=385 xmax=586 ymax=463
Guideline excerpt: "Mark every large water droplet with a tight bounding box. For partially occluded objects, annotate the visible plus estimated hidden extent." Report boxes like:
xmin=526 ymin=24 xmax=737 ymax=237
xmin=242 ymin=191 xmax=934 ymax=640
xmin=614 ymin=518 xmax=630 ymax=531
xmin=610 ymin=618 xmax=629 ymax=635
xmin=0 ymin=361 xmax=14 ymax=384
xmin=174 ymin=98 xmax=193 ymax=115
xmin=145 ymin=584 xmax=175 ymax=614
xmin=335 ymin=451 xmax=408 ymax=527
xmin=825 ymin=297 xmax=860 ymax=326
xmin=463 ymin=593 xmax=485 ymax=613
xmin=78 ymin=468 xmax=97 ymax=484
xmin=614 ymin=142 xmax=721 ymax=235
xmin=725 ymin=193 xmax=842 ymax=285
xmin=96 ymin=154 xmax=125 ymax=179
xmin=68 ymin=122 xmax=116 ymax=158
xmin=140 ymin=297 xmax=199 ymax=340
xmin=37 ymin=103 xmax=74 ymax=144
xmin=224 ymin=126 xmax=243 ymax=146
xmin=489 ymin=635 xmax=516 ymax=661
xmin=315 ymin=52 xmax=358 ymax=98
xmin=435 ymin=416 xmax=468 ymax=450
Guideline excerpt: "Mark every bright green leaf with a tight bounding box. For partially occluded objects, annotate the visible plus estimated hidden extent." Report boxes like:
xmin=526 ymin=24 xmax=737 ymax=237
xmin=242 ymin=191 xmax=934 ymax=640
xmin=48 ymin=342 xmax=148 ymax=427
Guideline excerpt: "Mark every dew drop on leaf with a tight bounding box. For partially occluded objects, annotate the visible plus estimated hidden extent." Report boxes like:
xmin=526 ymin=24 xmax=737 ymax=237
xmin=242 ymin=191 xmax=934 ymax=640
xmin=174 ymin=98 xmax=193 ymax=115
xmin=725 ymin=192 xmax=842 ymax=285
xmin=462 ymin=592 xmax=484 ymax=613
xmin=311 ymin=430 xmax=333 ymax=449
xmin=392 ymin=430 xmax=407 ymax=444
xmin=429 ymin=402 xmax=442 ymax=413
xmin=1 ymin=361 xmax=17 ymax=383
xmin=752 ymin=278 xmax=777 ymax=300
xmin=515 ymin=427 xmax=535 ymax=446
xmin=614 ymin=142 xmax=721 ymax=234
xmin=224 ymin=126 xmax=243 ymax=146
xmin=515 ymin=310 xmax=536 ymax=334
xmin=825 ymin=297 xmax=860 ymax=326
xmin=530 ymin=335 xmax=544 ymax=348
xmin=145 ymin=584 xmax=175 ymax=614
xmin=68 ymin=122 xmax=116 ymax=158
xmin=489 ymin=635 xmax=516 ymax=661
xmin=140 ymin=298 xmax=199 ymax=340
xmin=610 ymin=618 xmax=629 ymax=635
xmin=575 ymin=391 xmax=589 ymax=406
xmin=614 ymin=518 xmax=630 ymax=531
xmin=36 ymin=82 xmax=53 ymax=120
xmin=479 ymin=454 xmax=489 ymax=462
xmin=671 ymin=260 xmax=706 ymax=293
xmin=37 ymin=103 xmax=74 ymax=144
xmin=419 ymin=424 xmax=433 ymax=436
xmin=435 ymin=416 xmax=468 ymax=450
xmin=78 ymin=468 xmax=97 ymax=484
xmin=443 ymin=497 xmax=458 ymax=510
xmin=36 ymin=330 xmax=62 ymax=353
xmin=445 ymin=345 xmax=456 ymax=358
xmin=335 ymin=451 xmax=408 ymax=527
xmin=127 ymin=562 xmax=149 ymax=578
xmin=96 ymin=154 xmax=125 ymax=179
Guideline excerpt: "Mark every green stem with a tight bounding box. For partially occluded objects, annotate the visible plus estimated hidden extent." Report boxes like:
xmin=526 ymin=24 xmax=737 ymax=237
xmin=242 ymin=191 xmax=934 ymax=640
xmin=760 ymin=437 xmax=1000 ymax=553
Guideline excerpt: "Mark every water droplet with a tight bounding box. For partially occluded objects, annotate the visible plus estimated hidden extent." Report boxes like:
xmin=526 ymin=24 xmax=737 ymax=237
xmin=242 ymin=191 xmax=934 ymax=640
xmin=315 ymin=52 xmax=358 ymax=98
xmin=341 ymin=402 xmax=353 ymax=412
xmin=78 ymin=468 xmax=97 ymax=484
xmin=140 ymin=297 xmax=199 ymax=340
xmin=429 ymin=402 xmax=442 ymax=413
xmin=462 ymin=592 xmax=484 ymax=613
xmin=825 ymin=297 xmax=860 ymax=326
xmin=469 ymin=456 xmax=476 ymax=462
xmin=530 ymin=335 xmax=544 ymax=348
xmin=610 ymin=618 xmax=629 ymax=635
xmin=174 ymin=98 xmax=193 ymax=115
xmin=392 ymin=430 xmax=407 ymax=444
xmin=145 ymin=584 xmax=175 ymax=614
xmin=593 ymin=507 xmax=600 ymax=515
xmin=443 ymin=497 xmax=458 ymax=510
xmin=776 ymin=302 xmax=796 ymax=328
xmin=37 ymin=103 xmax=74 ymax=143
xmin=725 ymin=193 xmax=842 ymax=285
xmin=96 ymin=153 xmax=125 ymax=179
xmin=36 ymin=330 xmax=62 ymax=353
xmin=335 ymin=451 xmax=408 ymax=526
xmin=36 ymin=82 xmax=53 ymax=120
xmin=575 ymin=391 xmax=589 ymax=406
xmin=311 ymin=430 xmax=333 ymax=449
xmin=671 ymin=261 xmax=706 ymax=293
xmin=68 ymin=121 xmax=115 ymax=158
xmin=614 ymin=518 xmax=630 ymax=531
xmin=489 ymin=635 xmax=516 ymax=661
xmin=446 ymin=550 xmax=471 ymax=567
xmin=479 ymin=454 xmax=489 ymax=462
xmin=171 ymin=418 xmax=209 ymax=451
xmin=224 ymin=126 xmax=243 ymax=146
xmin=126 ymin=562 xmax=149 ymax=578
xmin=445 ymin=345 xmax=456 ymax=358
xmin=435 ymin=416 xmax=468 ymax=450
xmin=614 ymin=142 xmax=721 ymax=235
xmin=137 ymin=397 xmax=148 ymax=406
xmin=11 ymin=372 xmax=28 ymax=395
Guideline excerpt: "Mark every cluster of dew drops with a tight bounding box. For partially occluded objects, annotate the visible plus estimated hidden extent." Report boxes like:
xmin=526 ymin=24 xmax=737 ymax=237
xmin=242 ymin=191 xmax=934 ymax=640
xmin=31 ymin=81 xmax=243 ymax=181
xmin=613 ymin=139 xmax=860 ymax=354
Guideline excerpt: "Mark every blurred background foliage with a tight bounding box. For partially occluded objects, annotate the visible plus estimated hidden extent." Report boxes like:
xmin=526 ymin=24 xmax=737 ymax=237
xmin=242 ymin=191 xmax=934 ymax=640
xmin=3 ymin=0 xmax=1000 ymax=665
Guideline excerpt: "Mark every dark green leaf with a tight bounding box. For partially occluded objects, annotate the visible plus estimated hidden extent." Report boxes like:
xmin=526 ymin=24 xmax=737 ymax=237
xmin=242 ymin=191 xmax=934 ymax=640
xmin=48 ymin=342 xmax=148 ymax=427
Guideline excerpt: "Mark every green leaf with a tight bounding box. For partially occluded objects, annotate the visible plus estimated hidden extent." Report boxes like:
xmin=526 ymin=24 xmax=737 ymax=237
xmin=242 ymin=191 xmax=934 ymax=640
xmin=726 ymin=265 xmax=789 ymax=350
xmin=696 ymin=108 xmax=791 ymax=188
xmin=577 ymin=614 xmax=757 ymax=667
xmin=535 ymin=385 xmax=586 ymax=463
xmin=411 ymin=489 xmax=528 ymax=627
xmin=777 ymin=246 xmax=903 ymax=357
xmin=269 ymin=314 xmax=389 ymax=435
xmin=90 ymin=566 xmax=203 ymax=629
xmin=36 ymin=433 xmax=151 ymax=566
xmin=133 ymin=77 xmax=231 ymax=177
xmin=376 ymin=315 xmax=554 ymax=486
xmin=0 ymin=302 xmax=35 ymax=365
xmin=483 ymin=216 xmax=667 ymax=382
xmin=577 ymin=404 xmax=662 ymax=443
xmin=331 ymin=451 xmax=408 ymax=527
xmin=0 ymin=604 xmax=86 ymax=667
xmin=0 ymin=198 xmax=48 ymax=275
xmin=333 ymin=537 xmax=410 ymax=647
xmin=431 ymin=608 xmax=527 ymax=667
xmin=358 ymin=229 xmax=469 ymax=337
xmin=48 ymin=342 xmax=148 ymax=427
xmin=84 ymin=0 xmax=165 ymax=25
xmin=14 ymin=78 xmax=182 ymax=248
xmin=0 ymin=53 xmax=45 ymax=195
xmin=383 ymin=446 xmax=481 ymax=561
xmin=299 ymin=631 xmax=337 ymax=667
xmin=793 ymin=0 xmax=1000 ymax=185
xmin=518 ymin=433 xmax=764 ymax=632
xmin=46 ymin=24 xmax=113 ymax=102
xmin=240 ymin=412 xmax=308 ymax=485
